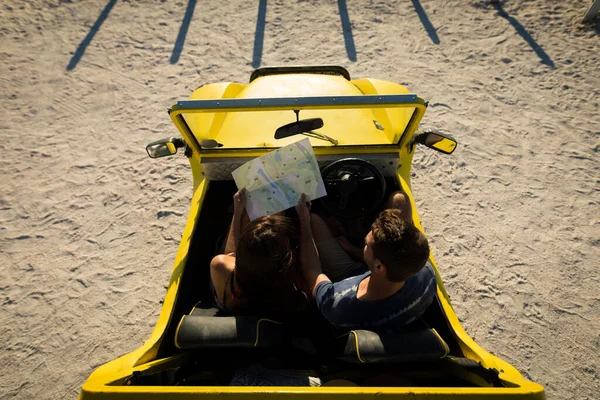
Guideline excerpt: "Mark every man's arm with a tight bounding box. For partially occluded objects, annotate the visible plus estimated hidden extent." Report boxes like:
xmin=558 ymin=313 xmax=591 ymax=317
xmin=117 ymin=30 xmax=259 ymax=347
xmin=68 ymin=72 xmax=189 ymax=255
xmin=295 ymin=194 xmax=331 ymax=296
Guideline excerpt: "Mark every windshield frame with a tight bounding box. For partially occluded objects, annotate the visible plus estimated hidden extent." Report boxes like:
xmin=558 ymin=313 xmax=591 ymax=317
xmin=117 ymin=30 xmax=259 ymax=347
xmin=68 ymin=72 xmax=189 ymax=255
xmin=169 ymin=94 xmax=427 ymax=155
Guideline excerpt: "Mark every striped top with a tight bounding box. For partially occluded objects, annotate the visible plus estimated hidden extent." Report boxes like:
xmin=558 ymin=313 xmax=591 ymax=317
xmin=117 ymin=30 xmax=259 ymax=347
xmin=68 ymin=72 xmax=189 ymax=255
xmin=315 ymin=262 xmax=437 ymax=331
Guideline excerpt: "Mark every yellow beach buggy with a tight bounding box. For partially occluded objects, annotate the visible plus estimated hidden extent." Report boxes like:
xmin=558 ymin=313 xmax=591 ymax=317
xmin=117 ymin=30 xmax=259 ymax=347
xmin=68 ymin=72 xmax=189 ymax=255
xmin=79 ymin=66 xmax=544 ymax=399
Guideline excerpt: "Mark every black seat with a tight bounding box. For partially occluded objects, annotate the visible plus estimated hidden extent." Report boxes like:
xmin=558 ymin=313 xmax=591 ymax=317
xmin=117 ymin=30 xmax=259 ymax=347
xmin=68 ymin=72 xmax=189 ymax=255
xmin=335 ymin=326 xmax=449 ymax=363
xmin=175 ymin=301 xmax=449 ymax=363
xmin=174 ymin=301 xmax=285 ymax=349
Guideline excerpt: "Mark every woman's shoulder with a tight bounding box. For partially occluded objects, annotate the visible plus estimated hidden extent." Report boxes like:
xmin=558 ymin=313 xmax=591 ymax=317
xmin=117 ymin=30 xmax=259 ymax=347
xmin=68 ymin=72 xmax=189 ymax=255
xmin=210 ymin=253 xmax=236 ymax=274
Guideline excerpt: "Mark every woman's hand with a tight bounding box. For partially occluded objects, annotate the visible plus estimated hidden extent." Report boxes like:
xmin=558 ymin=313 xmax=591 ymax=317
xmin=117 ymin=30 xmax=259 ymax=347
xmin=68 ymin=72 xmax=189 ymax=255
xmin=295 ymin=193 xmax=311 ymax=225
xmin=233 ymin=188 xmax=247 ymax=219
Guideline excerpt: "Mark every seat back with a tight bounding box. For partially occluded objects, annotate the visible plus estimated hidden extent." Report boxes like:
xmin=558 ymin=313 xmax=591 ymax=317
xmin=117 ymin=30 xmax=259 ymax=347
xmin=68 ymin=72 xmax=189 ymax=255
xmin=336 ymin=328 xmax=449 ymax=363
xmin=174 ymin=303 xmax=284 ymax=349
xmin=175 ymin=302 xmax=449 ymax=360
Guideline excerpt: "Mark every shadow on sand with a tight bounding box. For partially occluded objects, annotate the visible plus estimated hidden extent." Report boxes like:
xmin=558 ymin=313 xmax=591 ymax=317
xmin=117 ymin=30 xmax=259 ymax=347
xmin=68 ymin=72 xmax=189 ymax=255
xmin=67 ymin=0 xmax=117 ymax=70
xmin=411 ymin=0 xmax=440 ymax=44
xmin=583 ymin=17 xmax=600 ymax=34
xmin=170 ymin=0 xmax=197 ymax=64
xmin=493 ymin=3 xmax=555 ymax=67
xmin=338 ymin=0 xmax=357 ymax=62
xmin=252 ymin=0 xmax=267 ymax=68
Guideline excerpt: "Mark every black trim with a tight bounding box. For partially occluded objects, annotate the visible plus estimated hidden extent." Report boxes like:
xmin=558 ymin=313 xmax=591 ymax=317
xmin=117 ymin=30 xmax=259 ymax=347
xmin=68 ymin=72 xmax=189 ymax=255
xmin=250 ymin=66 xmax=351 ymax=82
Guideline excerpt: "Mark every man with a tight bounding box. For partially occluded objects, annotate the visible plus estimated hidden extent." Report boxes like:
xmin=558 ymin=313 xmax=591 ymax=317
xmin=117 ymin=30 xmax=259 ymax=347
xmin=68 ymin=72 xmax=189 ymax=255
xmin=295 ymin=192 xmax=436 ymax=332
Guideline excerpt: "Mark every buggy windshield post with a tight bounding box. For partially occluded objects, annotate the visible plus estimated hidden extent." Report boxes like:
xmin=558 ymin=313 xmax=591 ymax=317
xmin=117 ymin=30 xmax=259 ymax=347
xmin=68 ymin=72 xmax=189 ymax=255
xmin=169 ymin=94 xmax=427 ymax=153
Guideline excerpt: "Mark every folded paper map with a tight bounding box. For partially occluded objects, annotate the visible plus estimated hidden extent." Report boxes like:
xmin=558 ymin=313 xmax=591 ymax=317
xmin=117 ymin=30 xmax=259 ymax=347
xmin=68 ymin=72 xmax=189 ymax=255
xmin=232 ymin=138 xmax=327 ymax=221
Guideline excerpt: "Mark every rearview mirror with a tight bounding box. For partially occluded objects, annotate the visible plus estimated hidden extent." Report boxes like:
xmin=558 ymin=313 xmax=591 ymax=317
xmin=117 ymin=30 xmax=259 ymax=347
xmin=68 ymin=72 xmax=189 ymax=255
xmin=146 ymin=137 xmax=186 ymax=158
xmin=413 ymin=131 xmax=457 ymax=154
xmin=275 ymin=118 xmax=324 ymax=139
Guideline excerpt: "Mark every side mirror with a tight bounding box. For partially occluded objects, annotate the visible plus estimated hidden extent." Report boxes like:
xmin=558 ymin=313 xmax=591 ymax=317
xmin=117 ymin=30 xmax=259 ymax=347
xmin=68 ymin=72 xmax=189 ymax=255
xmin=146 ymin=137 xmax=186 ymax=158
xmin=413 ymin=130 xmax=457 ymax=154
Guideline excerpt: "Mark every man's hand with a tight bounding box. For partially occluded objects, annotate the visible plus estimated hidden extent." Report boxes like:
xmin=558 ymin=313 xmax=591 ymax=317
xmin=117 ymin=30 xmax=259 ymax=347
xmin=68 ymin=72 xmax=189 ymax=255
xmin=233 ymin=188 xmax=247 ymax=219
xmin=294 ymin=193 xmax=311 ymax=225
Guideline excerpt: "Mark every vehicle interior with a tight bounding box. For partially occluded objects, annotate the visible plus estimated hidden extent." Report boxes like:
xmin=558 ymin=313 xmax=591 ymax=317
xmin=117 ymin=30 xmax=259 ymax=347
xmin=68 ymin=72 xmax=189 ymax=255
xmin=121 ymin=154 xmax=504 ymax=389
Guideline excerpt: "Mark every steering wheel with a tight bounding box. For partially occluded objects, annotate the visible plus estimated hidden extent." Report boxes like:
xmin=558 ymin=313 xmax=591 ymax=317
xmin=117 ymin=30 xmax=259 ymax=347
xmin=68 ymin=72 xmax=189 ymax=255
xmin=319 ymin=158 xmax=386 ymax=218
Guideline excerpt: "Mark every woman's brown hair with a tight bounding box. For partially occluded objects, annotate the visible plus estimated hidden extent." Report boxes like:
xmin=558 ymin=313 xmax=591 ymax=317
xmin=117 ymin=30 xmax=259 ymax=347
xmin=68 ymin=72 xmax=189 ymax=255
xmin=234 ymin=215 xmax=310 ymax=316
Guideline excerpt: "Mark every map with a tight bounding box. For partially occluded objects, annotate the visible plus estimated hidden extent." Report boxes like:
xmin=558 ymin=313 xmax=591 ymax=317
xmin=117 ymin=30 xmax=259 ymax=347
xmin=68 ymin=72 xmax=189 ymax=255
xmin=232 ymin=138 xmax=327 ymax=221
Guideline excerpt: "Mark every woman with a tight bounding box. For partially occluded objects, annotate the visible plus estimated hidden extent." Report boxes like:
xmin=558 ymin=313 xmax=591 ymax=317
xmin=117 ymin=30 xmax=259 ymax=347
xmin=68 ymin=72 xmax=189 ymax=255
xmin=209 ymin=188 xmax=310 ymax=316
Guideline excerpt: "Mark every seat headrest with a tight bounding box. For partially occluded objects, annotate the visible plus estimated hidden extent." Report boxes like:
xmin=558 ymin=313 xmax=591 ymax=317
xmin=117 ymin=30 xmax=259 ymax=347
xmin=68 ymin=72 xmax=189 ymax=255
xmin=175 ymin=314 xmax=284 ymax=349
xmin=337 ymin=328 xmax=449 ymax=363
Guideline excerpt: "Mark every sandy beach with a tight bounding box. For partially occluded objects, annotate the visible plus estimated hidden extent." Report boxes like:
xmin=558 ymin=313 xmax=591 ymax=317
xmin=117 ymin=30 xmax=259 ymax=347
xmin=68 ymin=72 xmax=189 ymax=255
xmin=1 ymin=0 xmax=599 ymax=398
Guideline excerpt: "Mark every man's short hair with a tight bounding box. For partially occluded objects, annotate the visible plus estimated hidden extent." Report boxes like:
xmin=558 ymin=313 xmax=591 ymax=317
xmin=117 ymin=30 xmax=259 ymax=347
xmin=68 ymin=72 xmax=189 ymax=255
xmin=371 ymin=209 xmax=430 ymax=282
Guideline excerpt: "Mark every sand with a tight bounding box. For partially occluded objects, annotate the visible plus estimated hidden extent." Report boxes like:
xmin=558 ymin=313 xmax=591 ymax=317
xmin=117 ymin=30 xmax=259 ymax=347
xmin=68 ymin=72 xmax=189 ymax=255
xmin=0 ymin=0 xmax=598 ymax=398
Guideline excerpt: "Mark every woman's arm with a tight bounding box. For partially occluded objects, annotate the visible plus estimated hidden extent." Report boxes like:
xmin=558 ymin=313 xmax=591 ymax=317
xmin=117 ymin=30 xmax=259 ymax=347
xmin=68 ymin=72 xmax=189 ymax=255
xmin=210 ymin=254 xmax=236 ymax=307
xmin=223 ymin=188 xmax=247 ymax=255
